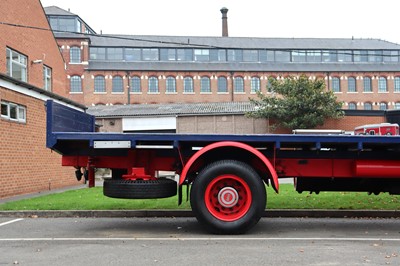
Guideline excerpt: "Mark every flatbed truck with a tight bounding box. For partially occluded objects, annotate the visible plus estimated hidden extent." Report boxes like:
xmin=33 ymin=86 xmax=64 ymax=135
xmin=46 ymin=100 xmax=400 ymax=234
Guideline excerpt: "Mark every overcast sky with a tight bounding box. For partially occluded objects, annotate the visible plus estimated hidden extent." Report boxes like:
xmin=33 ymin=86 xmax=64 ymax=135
xmin=40 ymin=0 xmax=400 ymax=44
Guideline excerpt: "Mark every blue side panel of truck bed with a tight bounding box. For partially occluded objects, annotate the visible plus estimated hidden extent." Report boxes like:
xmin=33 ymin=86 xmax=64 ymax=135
xmin=46 ymin=100 xmax=95 ymax=148
xmin=46 ymin=100 xmax=400 ymax=154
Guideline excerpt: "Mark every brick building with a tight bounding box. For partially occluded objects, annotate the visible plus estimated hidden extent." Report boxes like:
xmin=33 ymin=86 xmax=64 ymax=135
xmin=0 ymin=0 xmax=85 ymax=199
xmin=45 ymin=6 xmax=400 ymax=113
xmin=41 ymin=6 xmax=395 ymax=133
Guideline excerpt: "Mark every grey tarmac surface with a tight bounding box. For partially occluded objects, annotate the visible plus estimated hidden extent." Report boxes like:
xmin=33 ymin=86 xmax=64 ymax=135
xmin=0 ymin=216 xmax=400 ymax=265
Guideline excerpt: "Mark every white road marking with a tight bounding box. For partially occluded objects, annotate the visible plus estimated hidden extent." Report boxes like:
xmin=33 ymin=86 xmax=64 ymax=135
xmin=0 ymin=218 xmax=24 ymax=227
xmin=0 ymin=237 xmax=399 ymax=242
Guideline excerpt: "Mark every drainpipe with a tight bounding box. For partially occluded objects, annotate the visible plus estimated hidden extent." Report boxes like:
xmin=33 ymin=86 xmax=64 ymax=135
xmin=126 ymin=71 xmax=130 ymax=104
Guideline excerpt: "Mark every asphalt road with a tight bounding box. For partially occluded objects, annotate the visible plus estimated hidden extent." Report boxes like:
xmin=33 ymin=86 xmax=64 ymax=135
xmin=0 ymin=217 xmax=399 ymax=266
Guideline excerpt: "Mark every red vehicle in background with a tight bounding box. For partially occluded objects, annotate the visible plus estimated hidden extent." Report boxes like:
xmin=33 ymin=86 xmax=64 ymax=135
xmin=354 ymin=123 xmax=399 ymax=135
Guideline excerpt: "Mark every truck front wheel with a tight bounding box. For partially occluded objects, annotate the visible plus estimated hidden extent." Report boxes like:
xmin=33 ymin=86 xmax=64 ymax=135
xmin=190 ymin=160 xmax=266 ymax=234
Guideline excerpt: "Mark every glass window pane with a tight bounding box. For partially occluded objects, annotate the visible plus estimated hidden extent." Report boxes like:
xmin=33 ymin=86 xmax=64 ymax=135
xmin=125 ymin=48 xmax=141 ymax=61
xmin=142 ymin=49 xmax=159 ymax=61
xmin=348 ymin=77 xmax=356 ymax=92
xmin=107 ymin=48 xmax=123 ymax=60
xmin=184 ymin=77 xmax=194 ymax=93
xmin=166 ymin=77 xmax=176 ymax=93
xmin=130 ymin=76 xmax=141 ymax=93
xmin=243 ymin=50 xmax=258 ymax=62
xmin=218 ymin=77 xmax=228 ymax=93
xmin=200 ymin=77 xmax=211 ymax=93
xmin=112 ymin=76 xmax=124 ymax=92
xmin=275 ymin=50 xmax=290 ymax=62
xmin=70 ymin=47 xmax=81 ymax=63
xmin=234 ymin=77 xmax=244 ymax=93
xmin=194 ymin=49 xmax=210 ymax=61
xmin=251 ymin=77 xmax=260 ymax=92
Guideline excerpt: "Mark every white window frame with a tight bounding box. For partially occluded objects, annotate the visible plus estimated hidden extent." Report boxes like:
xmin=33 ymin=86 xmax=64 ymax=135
xmin=6 ymin=48 xmax=27 ymax=82
xmin=1 ymin=101 xmax=26 ymax=123
xmin=43 ymin=65 xmax=52 ymax=91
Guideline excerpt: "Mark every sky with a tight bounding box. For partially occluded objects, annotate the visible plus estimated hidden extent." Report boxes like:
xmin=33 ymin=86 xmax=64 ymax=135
xmin=40 ymin=0 xmax=400 ymax=44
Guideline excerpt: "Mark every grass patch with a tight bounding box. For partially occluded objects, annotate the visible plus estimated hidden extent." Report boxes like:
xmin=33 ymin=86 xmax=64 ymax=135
xmin=0 ymin=184 xmax=399 ymax=211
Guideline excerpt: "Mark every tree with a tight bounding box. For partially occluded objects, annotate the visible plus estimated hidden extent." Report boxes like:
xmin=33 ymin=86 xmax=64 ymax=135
xmin=247 ymin=75 xmax=344 ymax=130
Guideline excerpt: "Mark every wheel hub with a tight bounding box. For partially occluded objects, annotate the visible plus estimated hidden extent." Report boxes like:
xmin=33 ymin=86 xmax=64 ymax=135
xmin=217 ymin=187 xmax=239 ymax=208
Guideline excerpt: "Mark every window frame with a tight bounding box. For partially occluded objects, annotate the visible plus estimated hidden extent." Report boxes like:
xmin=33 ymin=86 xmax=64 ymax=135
xmin=70 ymin=46 xmax=81 ymax=63
xmin=1 ymin=101 xmax=26 ymax=123
xmin=43 ymin=65 xmax=52 ymax=91
xmin=217 ymin=76 xmax=228 ymax=93
xmin=112 ymin=76 xmax=124 ymax=93
xmin=183 ymin=77 xmax=194 ymax=93
xmin=70 ymin=75 xmax=82 ymax=93
xmin=94 ymin=75 xmax=106 ymax=93
xmin=166 ymin=76 xmax=177 ymax=93
xmin=200 ymin=76 xmax=211 ymax=93
xmin=6 ymin=47 xmax=27 ymax=82
xmin=130 ymin=76 xmax=141 ymax=93
xmin=148 ymin=76 xmax=159 ymax=93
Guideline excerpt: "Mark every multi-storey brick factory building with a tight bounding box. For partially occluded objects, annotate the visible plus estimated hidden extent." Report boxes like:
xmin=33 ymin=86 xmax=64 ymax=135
xmin=41 ymin=6 xmax=400 ymax=134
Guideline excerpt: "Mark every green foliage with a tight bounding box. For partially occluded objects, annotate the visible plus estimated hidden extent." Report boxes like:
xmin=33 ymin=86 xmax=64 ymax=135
xmin=247 ymin=75 xmax=344 ymax=130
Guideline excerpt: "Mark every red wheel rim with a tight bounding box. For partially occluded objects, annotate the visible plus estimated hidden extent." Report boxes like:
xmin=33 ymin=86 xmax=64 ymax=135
xmin=204 ymin=174 xmax=252 ymax=222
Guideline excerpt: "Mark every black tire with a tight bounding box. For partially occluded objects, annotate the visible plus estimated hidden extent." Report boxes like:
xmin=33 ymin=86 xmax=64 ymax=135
xmin=190 ymin=160 xmax=266 ymax=234
xmin=103 ymin=179 xmax=177 ymax=199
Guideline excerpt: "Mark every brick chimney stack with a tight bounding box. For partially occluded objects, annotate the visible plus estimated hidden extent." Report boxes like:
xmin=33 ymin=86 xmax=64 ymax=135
xmin=220 ymin=7 xmax=229 ymax=37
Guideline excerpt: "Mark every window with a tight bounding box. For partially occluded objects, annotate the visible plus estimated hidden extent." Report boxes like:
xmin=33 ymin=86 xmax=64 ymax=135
xmin=322 ymin=50 xmax=337 ymax=62
xmin=210 ymin=49 xmax=226 ymax=61
xmin=243 ymin=50 xmax=259 ymax=62
xmin=227 ymin=50 xmax=243 ymax=61
xmin=70 ymin=46 xmax=81 ymax=63
xmin=378 ymin=77 xmax=388 ymax=92
xmin=194 ymin=49 xmax=210 ymax=61
xmin=348 ymin=102 xmax=357 ymax=110
xmin=43 ymin=65 xmax=52 ymax=91
xmin=383 ymin=50 xmax=399 ymax=62
xmin=338 ymin=50 xmax=352 ymax=62
xmin=183 ymin=77 xmax=194 ymax=93
xmin=1 ymin=101 xmax=26 ymax=123
xmin=379 ymin=102 xmax=388 ymax=110
xmin=292 ymin=51 xmax=306 ymax=62
xmin=275 ymin=50 xmax=290 ymax=62
xmin=363 ymin=77 xmax=372 ymax=92
xmin=348 ymin=77 xmax=356 ymax=92
xmin=354 ymin=50 xmax=368 ymax=62
xmin=364 ymin=102 xmax=373 ymax=110
xmin=166 ymin=76 xmax=176 ymax=93
xmin=125 ymin=48 xmax=141 ymax=61
xmin=395 ymin=102 xmax=400 ymax=109
xmin=6 ymin=48 xmax=27 ymax=82
xmin=130 ymin=76 xmax=141 ymax=93
xmin=395 ymin=77 xmax=400 ymax=92
xmin=70 ymin=76 xmax=82 ymax=92
xmin=200 ymin=77 xmax=211 ymax=93
xmin=177 ymin=49 xmax=193 ymax=61
xmin=251 ymin=77 xmax=261 ymax=93
xmin=217 ymin=77 xmax=228 ymax=93
xmin=112 ymin=76 xmax=124 ymax=93
xmin=160 ymin=49 xmax=176 ymax=61
xmin=331 ymin=77 xmax=341 ymax=92
xmin=90 ymin=47 xmax=106 ymax=60
xmin=142 ymin=49 xmax=159 ymax=61
xmin=107 ymin=48 xmax=123 ymax=60
xmin=94 ymin=76 xmax=106 ymax=93
xmin=148 ymin=76 xmax=159 ymax=93
xmin=306 ymin=50 xmax=322 ymax=62
xmin=234 ymin=77 xmax=245 ymax=93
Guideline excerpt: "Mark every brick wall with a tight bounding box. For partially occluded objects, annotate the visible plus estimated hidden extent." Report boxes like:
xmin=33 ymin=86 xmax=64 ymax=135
xmin=0 ymin=0 xmax=67 ymax=95
xmin=0 ymin=87 xmax=80 ymax=199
